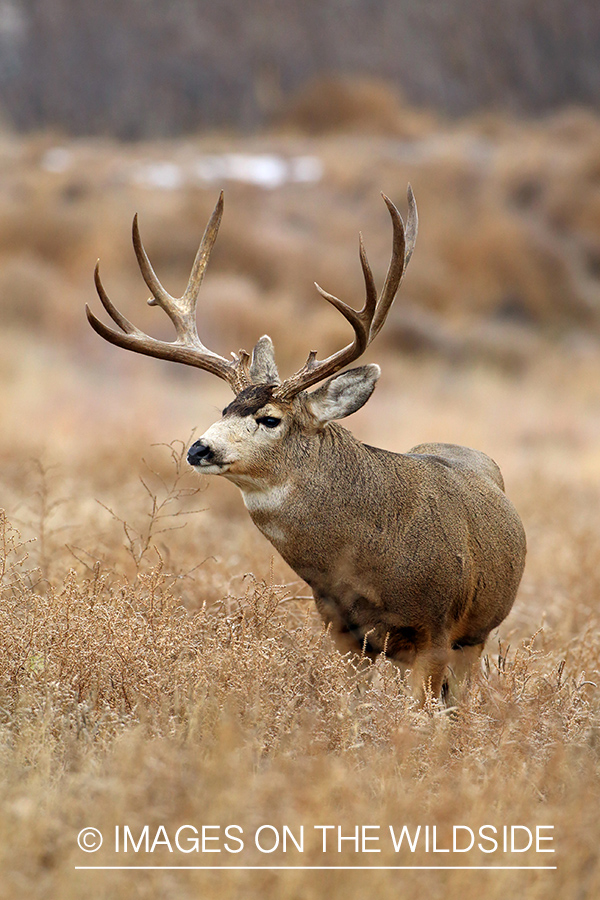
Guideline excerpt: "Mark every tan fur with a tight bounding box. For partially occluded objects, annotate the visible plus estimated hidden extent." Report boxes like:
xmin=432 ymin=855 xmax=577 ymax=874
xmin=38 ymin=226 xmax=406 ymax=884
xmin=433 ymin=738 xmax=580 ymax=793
xmin=193 ymin=393 xmax=526 ymax=705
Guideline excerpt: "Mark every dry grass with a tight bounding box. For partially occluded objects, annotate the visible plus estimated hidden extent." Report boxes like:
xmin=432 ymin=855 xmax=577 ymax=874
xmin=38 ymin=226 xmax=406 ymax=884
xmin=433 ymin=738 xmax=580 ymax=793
xmin=1 ymin=114 xmax=600 ymax=897
xmin=1 ymin=451 xmax=599 ymax=898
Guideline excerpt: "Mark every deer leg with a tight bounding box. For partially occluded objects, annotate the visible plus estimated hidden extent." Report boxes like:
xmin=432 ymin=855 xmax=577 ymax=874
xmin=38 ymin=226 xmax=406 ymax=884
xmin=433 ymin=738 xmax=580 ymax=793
xmin=443 ymin=642 xmax=485 ymax=705
xmin=327 ymin=627 xmax=374 ymax=660
xmin=410 ymin=644 xmax=450 ymax=707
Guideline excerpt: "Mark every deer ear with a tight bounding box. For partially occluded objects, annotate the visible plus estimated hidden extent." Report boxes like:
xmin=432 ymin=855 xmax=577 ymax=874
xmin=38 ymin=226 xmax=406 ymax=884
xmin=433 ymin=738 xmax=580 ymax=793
xmin=249 ymin=335 xmax=280 ymax=385
xmin=307 ymin=364 xmax=380 ymax=424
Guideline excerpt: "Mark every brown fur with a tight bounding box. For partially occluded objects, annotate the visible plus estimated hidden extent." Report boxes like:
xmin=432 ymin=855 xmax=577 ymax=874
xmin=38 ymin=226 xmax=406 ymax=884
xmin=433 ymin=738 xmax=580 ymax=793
xmin=196 ymin=390 xmax=526 ymax=705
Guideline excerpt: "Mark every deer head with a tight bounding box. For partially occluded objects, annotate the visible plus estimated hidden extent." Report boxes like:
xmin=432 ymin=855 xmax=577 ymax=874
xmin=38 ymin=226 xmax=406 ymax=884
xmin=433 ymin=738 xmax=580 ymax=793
xmin=87 ymin=190 xmax=417 ymax=488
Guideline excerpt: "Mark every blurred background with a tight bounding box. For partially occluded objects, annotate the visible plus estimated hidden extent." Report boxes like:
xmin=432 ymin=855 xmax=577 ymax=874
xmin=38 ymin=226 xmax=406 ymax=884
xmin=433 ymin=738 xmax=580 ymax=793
xmin=1 ymin=0 xmax=598 ymax=134
xmin=0 ymin=0 xmax=599 ymax=591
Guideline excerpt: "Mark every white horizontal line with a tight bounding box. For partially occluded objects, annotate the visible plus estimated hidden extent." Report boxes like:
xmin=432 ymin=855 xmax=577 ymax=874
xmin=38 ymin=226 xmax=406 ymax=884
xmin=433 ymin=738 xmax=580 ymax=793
xmin=75 ymin=865 xmax=557 ymax=871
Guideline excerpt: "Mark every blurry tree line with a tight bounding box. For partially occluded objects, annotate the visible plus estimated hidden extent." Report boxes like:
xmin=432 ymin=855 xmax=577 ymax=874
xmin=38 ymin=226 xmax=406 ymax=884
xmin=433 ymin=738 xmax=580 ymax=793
xmin=0 ymin=0 xmax=598 ymax=138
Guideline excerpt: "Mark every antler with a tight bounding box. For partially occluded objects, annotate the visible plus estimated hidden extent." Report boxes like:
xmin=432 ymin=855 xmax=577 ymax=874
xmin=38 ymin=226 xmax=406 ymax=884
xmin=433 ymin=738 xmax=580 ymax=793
xmin=88 ymin=188 xmax=417 ymax=400
xmin=275 ymin=186 xmax=417 ymax=401
xmin=86 ymin=192 xmax=252 ymax=394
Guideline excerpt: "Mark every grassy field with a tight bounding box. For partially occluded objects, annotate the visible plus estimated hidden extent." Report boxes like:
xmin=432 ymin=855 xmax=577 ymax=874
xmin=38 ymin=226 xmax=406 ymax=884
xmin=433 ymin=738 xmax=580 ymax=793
xmin=1 ymin=109 xmax=600 ymax=898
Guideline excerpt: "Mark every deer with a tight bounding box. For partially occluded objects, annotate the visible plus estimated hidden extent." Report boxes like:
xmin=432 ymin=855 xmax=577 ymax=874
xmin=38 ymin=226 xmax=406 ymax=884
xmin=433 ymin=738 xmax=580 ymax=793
xmin=87 ymin=189 xmax=526 ymax=705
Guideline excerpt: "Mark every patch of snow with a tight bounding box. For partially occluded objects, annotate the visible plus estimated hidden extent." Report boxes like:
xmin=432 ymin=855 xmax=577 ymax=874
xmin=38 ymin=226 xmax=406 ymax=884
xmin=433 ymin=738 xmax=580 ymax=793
xmin=40 ymin=146 xmax=323 ymax=191
xmin=132 ymin=161 xmax=185 ymax=190
xmin=193 ymin=153 xmax=323 ymax=189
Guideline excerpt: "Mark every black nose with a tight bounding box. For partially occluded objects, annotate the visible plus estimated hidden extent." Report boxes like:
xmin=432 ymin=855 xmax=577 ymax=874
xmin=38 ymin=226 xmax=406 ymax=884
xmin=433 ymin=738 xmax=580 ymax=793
xmin=187 ymin=440 xmax=214 ymax=465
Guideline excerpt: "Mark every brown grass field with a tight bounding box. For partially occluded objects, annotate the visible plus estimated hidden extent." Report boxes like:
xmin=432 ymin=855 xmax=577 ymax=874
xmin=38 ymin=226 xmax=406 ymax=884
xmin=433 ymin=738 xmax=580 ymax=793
xmin=1 ymin=106 xmax=600 ymax=898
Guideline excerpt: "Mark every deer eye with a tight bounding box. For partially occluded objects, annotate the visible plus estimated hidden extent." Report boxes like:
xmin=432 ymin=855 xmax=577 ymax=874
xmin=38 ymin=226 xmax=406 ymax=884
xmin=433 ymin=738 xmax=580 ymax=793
xmin=256 ymin=416 xmax=281 ymax=429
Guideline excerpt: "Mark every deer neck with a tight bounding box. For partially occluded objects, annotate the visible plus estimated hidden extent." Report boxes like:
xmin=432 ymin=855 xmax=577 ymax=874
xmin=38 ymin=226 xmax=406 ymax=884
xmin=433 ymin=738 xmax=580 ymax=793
xmin=234 ymin=423 xmax=381 ymax=546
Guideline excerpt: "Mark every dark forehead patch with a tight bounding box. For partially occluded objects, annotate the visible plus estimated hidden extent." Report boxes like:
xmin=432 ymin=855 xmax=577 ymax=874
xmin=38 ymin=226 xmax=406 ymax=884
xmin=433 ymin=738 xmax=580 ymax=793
xmin=222 ymin=384 xmax=276 ymax=418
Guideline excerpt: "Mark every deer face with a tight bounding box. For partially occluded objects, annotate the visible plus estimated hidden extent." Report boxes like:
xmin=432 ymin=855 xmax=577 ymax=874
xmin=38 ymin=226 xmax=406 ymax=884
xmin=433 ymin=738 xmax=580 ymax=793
xmin=187 ymin=364 xmax=381 ymax=489
xmin=187 ymin=384 xmax=290 ymax=483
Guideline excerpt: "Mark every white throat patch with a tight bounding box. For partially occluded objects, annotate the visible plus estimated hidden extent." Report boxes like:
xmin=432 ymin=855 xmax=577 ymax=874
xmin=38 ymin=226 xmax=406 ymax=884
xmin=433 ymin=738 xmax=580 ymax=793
xmin=241 ymin=483 xmax=291 ymax=515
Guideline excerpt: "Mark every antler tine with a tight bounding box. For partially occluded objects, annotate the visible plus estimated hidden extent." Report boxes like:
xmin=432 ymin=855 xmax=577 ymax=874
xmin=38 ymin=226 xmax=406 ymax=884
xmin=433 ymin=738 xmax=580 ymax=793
xmin=275 ymin=188 xmax=417 ymax=400
xmin=132 ymin=213 xmax=196 ymax=347
xmin=183 ymin=190 xmax=224 ymax=305
xmin=313 ymin=283 xmax=369 ymax=353
xmin=132 ymin=193 xmax=224 ymax=343
xmin=132 ymin=214 xmax=175 ymax=312
xmin=88 ymin=193 xmax=251 ymax=394
xmin=358 ymin=231 xmax=379 ymax=326
xmin=93 ymin=259 xmax=142 ymax=337
xmin=366 ymin=193 xmax=406 ymax=342
xmin=403 ymin=183 xmax=418 ymax=269
xmin=367 ymin=188 xmax=418 ymax=342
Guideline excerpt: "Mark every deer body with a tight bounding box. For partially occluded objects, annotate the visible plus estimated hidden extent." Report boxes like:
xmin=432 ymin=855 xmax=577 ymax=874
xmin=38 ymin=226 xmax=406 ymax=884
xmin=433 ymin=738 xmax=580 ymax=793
xmin=88 ymin=190 xmax=526 ymax=703
xmin=247 ymin=436 xmax=524 ymax=662
xmin=189 ymin=381 xmax=525 ymax=698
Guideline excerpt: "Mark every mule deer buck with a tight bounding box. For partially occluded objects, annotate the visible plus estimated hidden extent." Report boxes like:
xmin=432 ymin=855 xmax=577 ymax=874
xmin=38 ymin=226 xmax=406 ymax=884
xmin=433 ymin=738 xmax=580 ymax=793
xmin=88 ymin=189 xmax=526 ymax=704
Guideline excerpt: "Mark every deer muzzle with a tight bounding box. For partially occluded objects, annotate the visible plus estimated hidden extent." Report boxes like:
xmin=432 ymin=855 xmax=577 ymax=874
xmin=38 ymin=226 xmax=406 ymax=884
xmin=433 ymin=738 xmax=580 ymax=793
xmin=187 ymin=440 xmax=216 ymax=466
